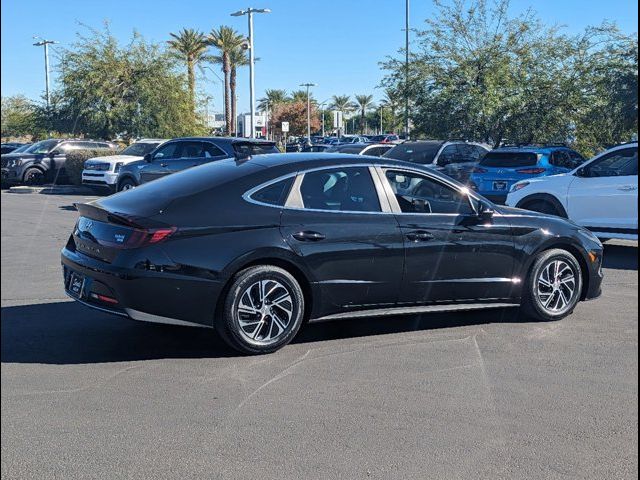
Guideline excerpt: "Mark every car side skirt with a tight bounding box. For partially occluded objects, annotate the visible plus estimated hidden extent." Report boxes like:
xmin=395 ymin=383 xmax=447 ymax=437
xmin=312 ymin=301 xmax=520 ymax=322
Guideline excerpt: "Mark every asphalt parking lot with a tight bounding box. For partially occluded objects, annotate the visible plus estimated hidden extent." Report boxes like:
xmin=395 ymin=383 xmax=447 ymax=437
xmin=1 ymin=191 xmax=637 ymax=480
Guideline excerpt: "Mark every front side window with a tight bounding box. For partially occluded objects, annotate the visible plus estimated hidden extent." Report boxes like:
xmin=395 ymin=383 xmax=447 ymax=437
xmin=586 ymin=148 xmax=638 ymax=177
xmin=385 ymin=169 xmax=474 ymax=215
xmin=299 ymin=167 xmax=381 ymax=212
xmin=153 ymin=143 xmax=180 ymax=160
xmin=550 ymin=150 xmax=571 ymax=168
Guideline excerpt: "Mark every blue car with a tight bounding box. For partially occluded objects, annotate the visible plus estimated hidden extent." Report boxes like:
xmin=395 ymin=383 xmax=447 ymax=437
xmin=469 ymin=145 xmax=585 ymax=203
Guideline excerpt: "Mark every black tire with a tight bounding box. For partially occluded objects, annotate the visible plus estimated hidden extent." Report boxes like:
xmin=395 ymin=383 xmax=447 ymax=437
xmin=524 ymin=200 xmax=564 ymax=217
xmin=216 ymin=265 xmax=305 ymax=355
xmin=117 ymin=178 xmax=137 ymax=192
xmin=23 ymin=167 xmax=46 ymax=186
xmin=521 ymin=249 xmax=583 ymax=321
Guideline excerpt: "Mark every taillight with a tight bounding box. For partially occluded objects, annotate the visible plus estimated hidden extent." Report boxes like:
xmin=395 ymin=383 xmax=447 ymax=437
xmin=472 ymin=167 xmax=488 ymax=174
xmin=122 ymin=227 xmax=177 ymax=248
xmin=516 ymin=168 xmax=546 ymax=174
xmin=147 ymin=228 xmax=176 ymax=244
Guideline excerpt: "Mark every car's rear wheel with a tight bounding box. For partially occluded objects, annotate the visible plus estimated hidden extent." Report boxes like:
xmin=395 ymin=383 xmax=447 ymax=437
xmin=23 ymin=167 xmax=45 ymax=186
xmin=217 ymin=265 xmax=305 ymax=354
xmin=117 ymin=178 xmax=136 ymax=192
xmin=521 ymin=249 xmax=583 ymax=321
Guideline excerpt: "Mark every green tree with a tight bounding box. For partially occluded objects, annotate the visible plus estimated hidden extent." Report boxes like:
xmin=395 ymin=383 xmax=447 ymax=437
xmin=1 ymin=95 xmax=40 ymax=138
xmin=167 ymin=28 xmax=210 ymax=115
xmin=271 ymin=101 xmax=320 ymax=136
xmin=52 ymin=26 xmax=203 ymax=140
xmin=209 ymin=26 xmax=244 ymax=134
xmin=258 ymin=89 xmax=289 ymax=112
xmin=290 ymin=89 xmax=316 ymax=104
xmin=329 ymin=95 xmax=354 ymax=113
xmin=354 ymin=94 xmax=375 ymax=134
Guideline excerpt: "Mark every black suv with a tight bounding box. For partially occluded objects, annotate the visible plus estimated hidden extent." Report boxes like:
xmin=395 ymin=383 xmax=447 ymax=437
xmin=115 ymin=137 xmax=279 ymax=191
xmin=1 ymin=139 xmax=116 ymax=185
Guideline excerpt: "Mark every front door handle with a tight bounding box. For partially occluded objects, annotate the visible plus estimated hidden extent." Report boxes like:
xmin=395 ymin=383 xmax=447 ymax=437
xmin=618 ymin=185 xmax=638 ymax=191
xmin=160 ymin=163 xmax=168 ymax=167
xmin=292 ymin=231 xmax=326 ymax=242
xmin=405 ymin=230 xmax=435 ymax=242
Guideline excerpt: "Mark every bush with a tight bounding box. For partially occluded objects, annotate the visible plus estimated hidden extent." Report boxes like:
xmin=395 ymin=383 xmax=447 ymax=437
xmin=65 ymin=149 xmax=119 ymax=185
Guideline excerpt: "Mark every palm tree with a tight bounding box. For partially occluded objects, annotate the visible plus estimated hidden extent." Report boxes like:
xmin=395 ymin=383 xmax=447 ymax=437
xmin=167 ymin=29 xmax=210 ymax=114
xmin=228 ymin=47 xmax=250 ymax=135
xmin=381 ymin=88 xmax=401 ymax=132
xmin=354 ymin=94 xmax=375 ymax=134
xmin=329 ymin=95 xmax=354 ymax=113
xmin=290 ymin=89 xmax=315 ymax=104
xmin=209 ymin=26 xmax=244 ymax=134
xmin=257 ymin=89 xmax=288 ymax=112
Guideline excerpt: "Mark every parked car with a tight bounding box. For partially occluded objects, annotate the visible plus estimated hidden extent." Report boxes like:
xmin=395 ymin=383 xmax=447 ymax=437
xmin=383 ymin=140 xmax=490 ymax=183
xmin=301 ymin=144 xmax=332 ymax=153
xmin=507 ymin=142 xmax=638 ymax=240
xmin=1 ymin=142 xmax=29 ymax=155
xmin=469 ymin=145 xmax=585 ymax=204
xmin=1 ymin=139 xmax=117 ymax=185
xmin=369 ymin=134 xmax=401 ymax=144
xmin=327 ymin=135 xmax=370 ymax=146
xmin=63 ymin=152 xmax=603 ymax=354
xmin=326 ymin=143 xmax=393 ymax=157
xmin=115 ymin=137 xmax=279 ymax=191
xmin=82 ymin=139 xmax=166 ymax=193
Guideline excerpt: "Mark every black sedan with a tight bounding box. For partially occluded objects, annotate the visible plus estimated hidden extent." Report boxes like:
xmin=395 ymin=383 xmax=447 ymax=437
xmin=62 ymin=153 xmax=604 ymax=354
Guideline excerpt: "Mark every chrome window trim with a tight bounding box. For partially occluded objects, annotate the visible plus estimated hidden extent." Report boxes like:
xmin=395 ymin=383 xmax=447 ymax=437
xmin=242 ymin=172 xmax=299 ymax=208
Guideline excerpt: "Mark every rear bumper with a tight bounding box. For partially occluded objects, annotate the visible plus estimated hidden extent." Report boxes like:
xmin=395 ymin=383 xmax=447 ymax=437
xmin=61 ymin=246 xmax=224 ymax=327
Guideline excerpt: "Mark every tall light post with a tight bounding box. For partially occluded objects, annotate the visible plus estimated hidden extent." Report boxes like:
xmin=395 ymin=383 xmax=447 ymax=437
xmin=231 ymin=7 xmax=271 ymax=139
xmin=33 ymin=37 xmax=57 ymax=108
xmin=404 ymin=0 xmax=410 ymax=139
xmin=300 ymin=83 xmax=316 ymax=142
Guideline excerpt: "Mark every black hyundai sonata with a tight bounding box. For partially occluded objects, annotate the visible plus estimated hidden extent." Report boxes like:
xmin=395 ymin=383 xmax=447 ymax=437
xmin=61 ymin=153 xmax=604 ymax=354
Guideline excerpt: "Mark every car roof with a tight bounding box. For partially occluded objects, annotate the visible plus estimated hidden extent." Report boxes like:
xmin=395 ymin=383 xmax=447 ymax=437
xmin=492 ymin=145 xmax=574 ymax=153
xmin=165 ymin=136 xmax=275 ymax=144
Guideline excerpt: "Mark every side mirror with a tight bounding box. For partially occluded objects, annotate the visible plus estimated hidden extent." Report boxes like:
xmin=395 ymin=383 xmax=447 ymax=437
xmin=575 ymin=167 xmax=588 ymax=177
xmin=144 ymin=153 xmax=152 ymax=163
xmin=477 ymin=203 xmax=495 ymax=221
xmin=49 ymin=150 xmax=60 ymax=157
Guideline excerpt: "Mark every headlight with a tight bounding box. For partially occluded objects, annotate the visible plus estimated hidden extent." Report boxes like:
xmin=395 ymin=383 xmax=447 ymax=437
xmin=114 ymin=162 xmax=124 ymax=172
xmin=578 ymin=228 xmax=602 ymax=246
xmin=510 ymin=181 xmax=529 ymax=193
xmin=7 ymin=158 xmax=23 ymax=168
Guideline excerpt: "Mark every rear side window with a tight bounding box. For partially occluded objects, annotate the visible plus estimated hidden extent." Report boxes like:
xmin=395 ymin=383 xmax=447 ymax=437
xmin=480 ymin=152 xmax=539 ymax=168
xmin=234 ymin=143 xmax=279 ymax=157
xmin=250 ymin=177 xmax=294 ymax=206
xmin=550 ymin=150 xmax=572 ymax=168
xmin=204 ymin=143 xmax=227 ymax=157
xmin=300 ymin=167 xmax=381 ymax=212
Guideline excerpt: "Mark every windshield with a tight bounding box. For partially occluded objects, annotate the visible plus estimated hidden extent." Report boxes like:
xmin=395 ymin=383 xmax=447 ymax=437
xmin=12 ymin=144 xmax=32 ymax=153
xmin=383 ymin=142 xmax=442 ymax=164
xmin=121 ymin=142 xmax=162 ymax=156
xmin=23 ymin=139 xmax=60 ymax=154
xmin=480 ymin=151 xmax=539 ymax=168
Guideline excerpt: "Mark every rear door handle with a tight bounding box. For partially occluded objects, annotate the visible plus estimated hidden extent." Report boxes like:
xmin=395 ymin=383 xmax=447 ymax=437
xmin=405 ymin=230 xmax=435 ymax=242
xmin=618 ymin=185 xmax=637 ymax=191
xmin=292 ymin=231 xmax=326 ymax=242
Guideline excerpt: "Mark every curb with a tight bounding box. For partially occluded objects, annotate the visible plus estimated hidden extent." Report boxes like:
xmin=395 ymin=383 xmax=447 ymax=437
xmin=8 ymin=185 xmax=95 ymax=195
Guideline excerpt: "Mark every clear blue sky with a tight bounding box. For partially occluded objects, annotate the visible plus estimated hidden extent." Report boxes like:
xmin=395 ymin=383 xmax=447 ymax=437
xmin=1 ymin=0 xmax=637 ymax=113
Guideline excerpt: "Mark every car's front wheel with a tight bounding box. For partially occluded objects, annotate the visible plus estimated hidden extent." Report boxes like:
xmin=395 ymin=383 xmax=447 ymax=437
xmin=117 ymin=178 xmax=137 ymax=192
xmin=521 ymin=249 xmax=583 ymax=321
xmin=217 ymin=265 xmax=305 ymax=354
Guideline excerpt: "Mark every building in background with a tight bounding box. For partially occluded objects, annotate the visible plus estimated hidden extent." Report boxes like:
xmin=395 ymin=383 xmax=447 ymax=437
xmin=238 ymin=112 xmax=268 ymax=138
xmin=205 ymin=113 xmax=225 ymax=132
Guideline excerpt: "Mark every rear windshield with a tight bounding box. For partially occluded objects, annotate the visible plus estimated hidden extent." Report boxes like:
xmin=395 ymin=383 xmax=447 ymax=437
xmin=479 ymin=152 xmax=539 ymax=168
xmin=383 ymin=143 xmax=442 ymax=164
xmin=338 ymin=146 xmax=364 ymax=154
xmin=234 ymin=142 xmax=279 ymax=157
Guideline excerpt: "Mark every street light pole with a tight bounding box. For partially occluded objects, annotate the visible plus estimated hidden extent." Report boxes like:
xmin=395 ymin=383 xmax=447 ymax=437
xmin=300 ymin=83 xmax=316 ymax=142
xmin=33 ymin=37 xmax=57 ymax=108
xmin=404 ymin=0 xmax=410 ymax=139
xmin=231 ymin=7 xmax=271 ymax=139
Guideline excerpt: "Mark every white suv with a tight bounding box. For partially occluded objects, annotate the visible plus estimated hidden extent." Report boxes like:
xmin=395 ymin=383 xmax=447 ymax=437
xmin=82 ymin=139 xmax=166 ymax=192
xmin=506 ymin=142 xmax=638 ymax=240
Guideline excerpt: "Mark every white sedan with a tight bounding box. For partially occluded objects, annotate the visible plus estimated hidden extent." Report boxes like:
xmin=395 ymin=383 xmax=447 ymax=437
xmin=506 ymin=142 xmax=638 ymax=240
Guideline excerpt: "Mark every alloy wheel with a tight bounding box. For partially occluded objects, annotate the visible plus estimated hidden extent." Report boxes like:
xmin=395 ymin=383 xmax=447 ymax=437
xmin=235 ymin=279 xmax=294 ymax=345
xmin=536 ymin=259 xmax=577 ymax=314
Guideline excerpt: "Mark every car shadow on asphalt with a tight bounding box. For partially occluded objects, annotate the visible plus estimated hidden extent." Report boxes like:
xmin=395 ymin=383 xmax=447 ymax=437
xmin=603 ymin=243 xmax=638 ymax=271
xmin=1 ymin=300 xmax=519 ymax=364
